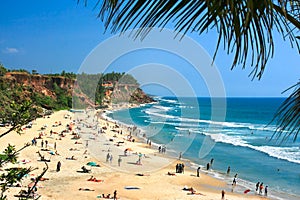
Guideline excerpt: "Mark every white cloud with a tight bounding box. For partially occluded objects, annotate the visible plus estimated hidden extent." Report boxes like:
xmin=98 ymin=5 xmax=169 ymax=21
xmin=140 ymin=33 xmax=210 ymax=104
xmin=2 ymin=47 xmax=19 ymax=54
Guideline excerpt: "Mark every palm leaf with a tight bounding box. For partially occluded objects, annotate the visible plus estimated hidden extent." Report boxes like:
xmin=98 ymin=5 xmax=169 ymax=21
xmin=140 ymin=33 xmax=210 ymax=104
xmin=78 ymin=0 xmax=300 ymax=141
xmin=271 ymin=82 xmax=300 ymax=142
xmin=94 ymin=0 xmax=300 ymax=80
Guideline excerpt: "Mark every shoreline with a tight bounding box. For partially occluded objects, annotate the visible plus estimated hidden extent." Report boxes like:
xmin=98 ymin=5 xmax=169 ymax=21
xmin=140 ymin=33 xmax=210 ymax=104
xmin=0 ymin=106 xmax=275 ymax=200
xmin=103 ymin=103 xmax=298 ymax=200
xmin=99 ymin=105 xmax=274 ymax=199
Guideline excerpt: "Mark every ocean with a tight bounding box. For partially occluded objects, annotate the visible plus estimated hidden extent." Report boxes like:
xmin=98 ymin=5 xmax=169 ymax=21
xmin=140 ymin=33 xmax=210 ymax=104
xmin=107 ymin=97 xmax=300 ymax=200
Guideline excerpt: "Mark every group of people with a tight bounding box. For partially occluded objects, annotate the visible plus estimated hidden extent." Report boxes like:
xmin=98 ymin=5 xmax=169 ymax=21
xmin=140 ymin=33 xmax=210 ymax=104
xmin=256 ymin=182 xmax=268 ymax=196
xmin=158 ymin=146 xmax=166 ymax=153
xmin=175 ymin=163 xmax=185 ymax=173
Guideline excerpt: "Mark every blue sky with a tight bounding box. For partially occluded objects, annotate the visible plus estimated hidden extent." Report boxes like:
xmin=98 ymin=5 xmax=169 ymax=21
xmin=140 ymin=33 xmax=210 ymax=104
xmin=0 ymin=0 xmax=299 ymax=97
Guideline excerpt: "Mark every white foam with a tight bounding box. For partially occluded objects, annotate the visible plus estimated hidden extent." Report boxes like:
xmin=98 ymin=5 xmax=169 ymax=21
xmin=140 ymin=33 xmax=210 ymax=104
xmin=203 ymin=132 xmax=300 ymax=164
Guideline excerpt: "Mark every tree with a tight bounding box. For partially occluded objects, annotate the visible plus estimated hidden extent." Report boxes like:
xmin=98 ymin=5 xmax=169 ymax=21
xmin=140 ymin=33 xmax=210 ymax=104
xmin=0 ymin=100 xmax=48 ymax=199
xmin=79 ymin=0 xmax=299 ymax=140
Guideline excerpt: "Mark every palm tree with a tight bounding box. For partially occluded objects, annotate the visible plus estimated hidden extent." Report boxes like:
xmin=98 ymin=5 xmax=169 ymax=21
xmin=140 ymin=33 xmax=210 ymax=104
xmin=80 ymin=0 xmax=300 ymax=140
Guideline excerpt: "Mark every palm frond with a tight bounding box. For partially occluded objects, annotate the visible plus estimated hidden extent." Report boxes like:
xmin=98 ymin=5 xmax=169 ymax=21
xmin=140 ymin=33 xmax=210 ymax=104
xmin=271 ymin=81 xmax=300 ymax=142
xmin=79 ymin=0 xmax=300 ymax=141
xmin=95 ymin=0 xmax=300 ymax=80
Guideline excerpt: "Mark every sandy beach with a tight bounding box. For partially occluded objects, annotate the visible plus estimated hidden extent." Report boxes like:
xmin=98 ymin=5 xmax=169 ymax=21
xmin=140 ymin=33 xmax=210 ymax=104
xmin=0 ymin=108 xmax=268 ymax=200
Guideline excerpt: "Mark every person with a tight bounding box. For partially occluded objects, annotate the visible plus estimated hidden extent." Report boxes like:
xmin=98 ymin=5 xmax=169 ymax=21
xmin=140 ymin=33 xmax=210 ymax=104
xmin=256 ymin=182 xmax=260 ymax=192
xmin=179 ymin=152 xmax=182 ymax=160
xmin=227 ymin=166 xmax=231 ymax=175
xmin=56 ymin=161 xmax=61 ymax=172
xmin=54 ymin=142 xmax=56 ymax=150
xmin=109 ymin=155 xmax=113 ymax=164
xmin=221 ymin=190 xmax=225 ymax=200
xmin=118 ymin=157 xmax=122 ymax=167
xmin=233 ymin=177 xmax=237 ymax=186
xmin=264 ymin=186 xmax=268 ymax=196
xmin=106 ymin=153 xmax=110 ymax=162
xmin=113 ymin=190 xmax=117 ymax=200
xmin=197 ymin=167 xmax=201 ymax=177
xmin=45 ymin=140 xmax=48 ymax=148
xmin=210 ymin=158 xmax=214 ymax=166
xmin=41 ymin=140 xmax=44 ymax=148
xmin=259 ymin=182 xmax=264 ymax=195
xmin=206 ymin=162 xmax=210 ymax=170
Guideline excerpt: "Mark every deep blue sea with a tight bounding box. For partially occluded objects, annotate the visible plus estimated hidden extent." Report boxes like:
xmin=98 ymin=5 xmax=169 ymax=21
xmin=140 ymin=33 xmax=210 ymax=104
xmin=107 ymin=97 xmax=300 ymax=200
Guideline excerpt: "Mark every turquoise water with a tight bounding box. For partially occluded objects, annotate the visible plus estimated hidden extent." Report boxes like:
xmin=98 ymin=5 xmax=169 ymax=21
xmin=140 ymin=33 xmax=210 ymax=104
xmin=107 ymin=97 xmax=300 ymax=199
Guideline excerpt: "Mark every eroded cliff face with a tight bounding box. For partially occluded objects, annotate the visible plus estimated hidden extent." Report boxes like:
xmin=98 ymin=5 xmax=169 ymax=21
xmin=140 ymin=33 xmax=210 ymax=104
xmin=3 ymin=72 xmax=154 ymax=109
xmin=5 ymin=72 xmax=74 ymax=98
xmin=109 ymin=83 xmax=154 ymax=104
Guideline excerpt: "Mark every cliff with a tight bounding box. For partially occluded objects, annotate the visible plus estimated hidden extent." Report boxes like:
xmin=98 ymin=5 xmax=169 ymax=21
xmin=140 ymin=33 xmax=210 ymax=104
xmin=2 ymin=72 xmax=154 ymax=110
xmin=5 ymin=72 xmax=74 ymax=98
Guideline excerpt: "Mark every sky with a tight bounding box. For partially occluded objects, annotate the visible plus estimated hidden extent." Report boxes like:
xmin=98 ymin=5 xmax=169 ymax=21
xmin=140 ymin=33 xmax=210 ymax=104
xmin=0 ymin=0 xmax=299 ymax=97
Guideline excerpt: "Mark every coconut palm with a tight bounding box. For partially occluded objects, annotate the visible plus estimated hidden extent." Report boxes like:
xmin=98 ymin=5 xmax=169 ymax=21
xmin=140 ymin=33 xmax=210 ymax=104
xmin=80 ymin=0 xmax=300 ymax=140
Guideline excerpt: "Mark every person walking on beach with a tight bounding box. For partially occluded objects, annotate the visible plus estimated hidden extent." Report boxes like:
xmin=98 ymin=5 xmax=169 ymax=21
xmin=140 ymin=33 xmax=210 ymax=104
xmin=221 ymin=190 xmax=225 ymax=199
xmin=259 ymin=182 xmax=264 ymax=195
xmin=41 ymin=140 xmax=44 ymax=148
xmin=206 ymin=162 xmax=210 ymax=170
xmin=56 ymin=161 xmax=61 ymax=172
xmin=256 ymin=182 xmax=260 ymax=192
xmin=210 ymin=158 xmax=214 ymax=166
xmin=54 ymin=142 xmax=56 ymax=150
xmin=178 ymin=152 xmax=182 ymax=160
xmin=232 ymin=177 xmax=237 ymax=186
xmin=45 ymin=140 xmax=48 ymax=148
xmin=197 ymin=167 xmax=201 ymax=177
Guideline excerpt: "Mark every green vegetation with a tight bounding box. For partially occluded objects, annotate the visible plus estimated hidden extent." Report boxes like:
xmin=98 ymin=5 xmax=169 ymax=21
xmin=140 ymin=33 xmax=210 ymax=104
xmin=0 ymin=64 xmax=150 ymax=111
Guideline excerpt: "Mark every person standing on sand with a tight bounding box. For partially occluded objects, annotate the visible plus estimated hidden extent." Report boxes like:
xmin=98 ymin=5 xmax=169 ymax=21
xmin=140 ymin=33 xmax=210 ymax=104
xmin=41 ymin=140 xmax=44 ymax=148
xmin=197 ymin=167 xmax=201 ymax=177
xmin=106 ymin=153 xmax=110 ymax=162
xmin=45 ymin=140 xmax=48 ymax=148
xmin=179 ymin=152 xmax=182 ymax=160
xmin=56 ymin=161 xmax=61 ymax=172
xmin=264 ymin=186 xmax=268 ymax=196
xmin=54 ymin=142 xmax=56 ymax=150
xmin=110 ymin=155 xmax=113 ymax=164
xmin=118 ymin=156 xmax=122 ymax=167
xmin=113 ymin=190 xmax=117 ymax=200
xmin=181 ymin=163 xmax=185 ymax=174
xmin=221 ymin=190 xmax=225 ymax=199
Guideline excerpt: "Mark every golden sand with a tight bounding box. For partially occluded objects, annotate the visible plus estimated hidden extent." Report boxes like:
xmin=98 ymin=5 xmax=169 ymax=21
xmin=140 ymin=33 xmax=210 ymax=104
xmin=0 ymin=109 xmax=267 ymax=200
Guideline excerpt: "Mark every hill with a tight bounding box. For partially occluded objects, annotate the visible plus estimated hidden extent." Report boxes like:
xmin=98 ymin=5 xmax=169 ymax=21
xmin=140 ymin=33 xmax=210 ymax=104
xmin=0 ymin=65 xmax=154 ymax=112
